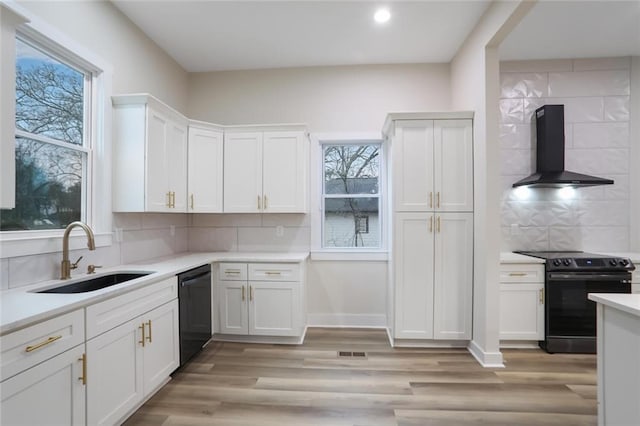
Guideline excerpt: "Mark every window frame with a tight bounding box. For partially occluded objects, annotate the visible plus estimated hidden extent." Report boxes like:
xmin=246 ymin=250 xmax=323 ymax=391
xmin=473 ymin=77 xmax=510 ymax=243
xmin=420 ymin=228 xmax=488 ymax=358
xmin=310 ymin=133 xmax=388 ymax=261
xmin=0 ymin=4 xmax=113 ymax=258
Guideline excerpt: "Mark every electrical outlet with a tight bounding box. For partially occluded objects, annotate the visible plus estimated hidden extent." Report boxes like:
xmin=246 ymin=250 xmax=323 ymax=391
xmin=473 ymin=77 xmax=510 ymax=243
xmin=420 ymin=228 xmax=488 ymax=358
xmin=276 ymin=225 xmax=284 ymax=237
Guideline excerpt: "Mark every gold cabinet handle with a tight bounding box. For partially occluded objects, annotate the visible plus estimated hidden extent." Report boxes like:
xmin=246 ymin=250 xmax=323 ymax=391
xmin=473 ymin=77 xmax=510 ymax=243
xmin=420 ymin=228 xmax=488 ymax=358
xmin=264 ymin=271 xmax=281 ymax=276
xmin=429 ymin=192 xmax=433 ymax=209
xmin=172 ymin=191 xmax=176 ymax=208
xmin=225 ymin=270 xmax=241 ymax=275
xmin=25 ymin=335 xmax=62 ymax=352
xmin=242 ymin=285 xmax=245 ymax=301
xmin=539 ymin=288 xmax=544 ymax=304
xmin=166 ymin=191 xmax=172 ymax=208
xmin=146 ymin=320 xmax=152 ymax=343
xmin=139 ymin=323 xmax=146 ymax=347
xmin=429 ymin=216 xmax=433 ymax=233
xmin=190 ymin=194 xmax=194 ymax=210
xmin=250 ymin=285 xmax=253 ymax=301
xmin=78 ymin=353 xmax=87 ymax=385
xmin=436 ymin=216 xmax=441 ymax=233
xmin=509 ymin=272 xmax=527 ymax=277
xmin=437 ymin=192 xmax=440 ymax=208
xmin=264 ymin=195 xmax=268 ymax=210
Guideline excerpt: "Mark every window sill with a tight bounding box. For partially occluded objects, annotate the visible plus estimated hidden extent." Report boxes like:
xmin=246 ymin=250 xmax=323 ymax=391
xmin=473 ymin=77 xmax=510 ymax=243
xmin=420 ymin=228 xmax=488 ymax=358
xmin=0 ymin=231 xmax=112 ymax=259
xmin=310 ymin=251 xmax=388 ymax=261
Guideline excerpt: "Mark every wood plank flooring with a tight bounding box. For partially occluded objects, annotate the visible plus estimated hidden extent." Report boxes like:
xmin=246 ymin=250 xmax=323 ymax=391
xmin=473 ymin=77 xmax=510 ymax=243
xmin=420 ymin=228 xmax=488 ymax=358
xmin=124 ymin=328 xmax=597 ymax=426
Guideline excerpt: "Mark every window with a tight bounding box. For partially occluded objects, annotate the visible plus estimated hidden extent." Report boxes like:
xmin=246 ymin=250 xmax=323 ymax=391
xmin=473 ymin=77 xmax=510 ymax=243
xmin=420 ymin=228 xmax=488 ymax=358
xmin=1 ymin=36 xmax=91 ymax=231
xmin=322 ymin=143 xmax=381 ymax=248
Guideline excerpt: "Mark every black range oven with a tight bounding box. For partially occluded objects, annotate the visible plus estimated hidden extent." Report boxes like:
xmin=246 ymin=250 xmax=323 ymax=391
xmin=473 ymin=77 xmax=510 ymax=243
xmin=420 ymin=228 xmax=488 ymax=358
xmin=515 ymin=251 xmax=634 ymax=354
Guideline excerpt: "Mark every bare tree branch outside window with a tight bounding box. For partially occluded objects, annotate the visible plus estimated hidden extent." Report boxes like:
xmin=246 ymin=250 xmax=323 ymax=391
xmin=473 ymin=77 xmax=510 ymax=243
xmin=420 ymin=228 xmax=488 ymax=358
xmin=0 ymin=38 xmax=86 ymax=231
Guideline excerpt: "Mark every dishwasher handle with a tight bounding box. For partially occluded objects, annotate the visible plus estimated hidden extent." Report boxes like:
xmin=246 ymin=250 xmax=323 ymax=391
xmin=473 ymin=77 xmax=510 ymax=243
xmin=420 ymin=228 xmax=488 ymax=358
xmin=180 ymin=272 xmax=211 ymax=287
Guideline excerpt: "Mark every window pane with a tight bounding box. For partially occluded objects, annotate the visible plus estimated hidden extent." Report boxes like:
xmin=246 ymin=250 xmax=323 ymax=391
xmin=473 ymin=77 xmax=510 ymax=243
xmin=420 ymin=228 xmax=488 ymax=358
xmin=0 ymin=137 xmax=83 ymax=231
xmin=324 ymin=197 xmax=379 ymax=248
xmin=324 ymin=145 xmax=379 ymax=194
xmin=15 ymin=38 xmax=85 ymax=145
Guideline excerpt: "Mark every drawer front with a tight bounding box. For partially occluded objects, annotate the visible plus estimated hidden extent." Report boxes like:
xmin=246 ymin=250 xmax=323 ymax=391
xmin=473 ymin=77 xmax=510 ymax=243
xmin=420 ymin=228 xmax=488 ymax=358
xmin=219 ymin=263 xmax=248 ymax=281
xmin=500 ymin=264 xmax=544 ymax=283
xmin=249 ymin=263 xmax=300 ymax=282
xmin=86 ymin=277 xmax=177 ymax=339
xmin=1 ymin=309 xmax=84 ymax=381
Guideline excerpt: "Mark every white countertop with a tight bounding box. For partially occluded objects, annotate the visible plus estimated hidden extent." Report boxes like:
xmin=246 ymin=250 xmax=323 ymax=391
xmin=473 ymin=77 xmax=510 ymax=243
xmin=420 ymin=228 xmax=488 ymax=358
xmin=500 ymin=252 xmax=545 ymax=264
xmin=0 ymin=251 xmax=309 ymax=336
xmin=588 ymin=293 xmax=640 ymax=318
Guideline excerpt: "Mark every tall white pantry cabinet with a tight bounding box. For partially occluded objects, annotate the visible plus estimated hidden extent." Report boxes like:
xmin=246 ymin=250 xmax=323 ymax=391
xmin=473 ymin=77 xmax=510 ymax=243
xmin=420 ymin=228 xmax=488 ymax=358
xmin=385 ymin=113 xmax=474 ymax=342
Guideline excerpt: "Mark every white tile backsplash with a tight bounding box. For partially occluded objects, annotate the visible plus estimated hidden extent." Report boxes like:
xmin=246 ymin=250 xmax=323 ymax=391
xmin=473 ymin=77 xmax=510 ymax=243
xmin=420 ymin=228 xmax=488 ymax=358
xmin=141 ymin=213 xmax=188 ymax=229
xmin=237 ymin=226 xmax=310 ymax=252
xmin=120 ymin=229 xmax=176 ymax=264
xmin=191 ymin=214 xmax=261 ymax=228
xmin=499 ymin=57 xmax=632 ymax=253
xmin=549 ymin=70 xmax=630 ymax=97
xmin=188 ymin=227 xmax=238 ymax=252
xmin=1 ymin=259 xmax=8 ymax=290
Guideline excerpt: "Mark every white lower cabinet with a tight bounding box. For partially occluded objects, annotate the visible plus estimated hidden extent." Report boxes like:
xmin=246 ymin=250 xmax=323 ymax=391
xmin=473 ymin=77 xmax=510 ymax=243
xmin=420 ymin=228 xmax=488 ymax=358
xmin=1 ymin=344 xmax=86 ymax=426
xmin=86 ymin=298 xmax=179 ymax=426
xmin=217 ymin=262 xmax=304 ymax=338
xmin=394 ymin=212 xmax=473 ymax=340
xmin=499 ymin=263 xmax=545 ymax=342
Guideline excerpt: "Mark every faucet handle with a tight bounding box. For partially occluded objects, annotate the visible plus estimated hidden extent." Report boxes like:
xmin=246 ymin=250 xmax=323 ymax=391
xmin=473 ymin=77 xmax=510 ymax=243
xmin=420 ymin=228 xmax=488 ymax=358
xmin=87 ymin=264 xmax=102 ymax=274
xmin=70 ymin=256 xmax=83 ymax=270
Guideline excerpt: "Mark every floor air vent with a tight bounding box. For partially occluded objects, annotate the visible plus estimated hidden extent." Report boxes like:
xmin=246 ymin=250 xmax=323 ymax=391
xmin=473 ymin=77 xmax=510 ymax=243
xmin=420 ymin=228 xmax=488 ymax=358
xmin=338 ymin=351 xmax=366 ymax=357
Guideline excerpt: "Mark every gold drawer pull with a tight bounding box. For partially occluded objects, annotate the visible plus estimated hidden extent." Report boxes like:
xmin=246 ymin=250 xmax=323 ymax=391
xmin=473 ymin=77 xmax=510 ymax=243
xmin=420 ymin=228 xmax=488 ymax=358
xmin=250 ymin=285 xmax=254 ymax=301
xmin=242 ymin=285 xmax=246 ymax=301
xmin=265 ymin=271 xmax=282 ymax=275
xmin=509 ymin=272 xmax=528 ymax=277
xmin=225 ymin=270 xmax=241 ymax=274
xmin=25 ymin=335 xmax=62 ymax=352
xmin=429 ymin=216 xmax=433 ymax=233
xmin=78 ymin=353 xmax=87 ymax=385
xmin=139 ymin=323 xmax=146 ymax=347
xmin=146 ymin=320 xmax=152 ymax=343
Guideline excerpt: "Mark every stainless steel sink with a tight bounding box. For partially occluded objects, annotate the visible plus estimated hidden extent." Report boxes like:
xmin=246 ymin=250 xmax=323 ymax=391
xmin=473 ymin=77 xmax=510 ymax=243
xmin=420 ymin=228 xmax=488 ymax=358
xmin=37 ymin=272 xmax=151 ymax=294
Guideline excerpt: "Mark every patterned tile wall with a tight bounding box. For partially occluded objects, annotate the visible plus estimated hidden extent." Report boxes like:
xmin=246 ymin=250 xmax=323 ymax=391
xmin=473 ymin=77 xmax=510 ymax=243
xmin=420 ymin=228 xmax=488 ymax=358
xmin=500 ymin=57 xmax=632 ymax=252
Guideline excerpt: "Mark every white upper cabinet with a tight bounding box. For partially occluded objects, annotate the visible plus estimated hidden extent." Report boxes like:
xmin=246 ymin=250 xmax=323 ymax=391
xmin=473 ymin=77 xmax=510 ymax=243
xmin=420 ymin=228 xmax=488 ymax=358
xmin=223 ymin=126 xmax=308 ymax=213
xmin=113 ymin=94 xmax=188 ymax=212
xmin=188 ymin=122 xmax=224 ymax=213
xmin=392 ymin=118 xmax=473 ymax=212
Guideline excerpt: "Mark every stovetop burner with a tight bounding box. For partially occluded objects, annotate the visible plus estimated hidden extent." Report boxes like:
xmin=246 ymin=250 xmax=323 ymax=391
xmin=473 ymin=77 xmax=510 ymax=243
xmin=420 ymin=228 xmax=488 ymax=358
xmin=514 ymin=250 xmax=635 ymax=272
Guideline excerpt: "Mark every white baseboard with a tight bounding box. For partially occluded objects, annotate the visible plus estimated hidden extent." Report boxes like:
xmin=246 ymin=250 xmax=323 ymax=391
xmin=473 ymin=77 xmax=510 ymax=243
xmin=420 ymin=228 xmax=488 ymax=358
xmin=306 ymin=313 xmax=387 ymax=328
xmin=467 ymin=340 xmax=505 ymax=368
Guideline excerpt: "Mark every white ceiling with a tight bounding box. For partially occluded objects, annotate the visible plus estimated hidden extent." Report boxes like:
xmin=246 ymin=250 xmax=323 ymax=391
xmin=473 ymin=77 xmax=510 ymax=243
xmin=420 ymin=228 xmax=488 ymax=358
xmin=112 ymin=0 xmax=640 ymax=73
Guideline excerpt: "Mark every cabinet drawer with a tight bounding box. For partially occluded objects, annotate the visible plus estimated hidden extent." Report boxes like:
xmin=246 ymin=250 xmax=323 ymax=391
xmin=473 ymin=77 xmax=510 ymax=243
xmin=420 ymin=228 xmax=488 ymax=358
xmin=1 ymin=309 xmax=84 ymax=381
xmin=500 ymin=264 xmax=544 ymax=283
xmin=86 ymin=277 xmax=177 ymax=339
xmin=249 ymin=263 xmax=300 ymax=282
xmin=219 ymin=263 xmax=248 ymax=281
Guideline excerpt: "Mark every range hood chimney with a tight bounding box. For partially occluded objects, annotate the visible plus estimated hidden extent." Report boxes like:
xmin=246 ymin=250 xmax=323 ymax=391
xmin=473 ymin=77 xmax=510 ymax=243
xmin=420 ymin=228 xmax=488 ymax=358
xmin=512 ymin=105 xmax=614 ymax=188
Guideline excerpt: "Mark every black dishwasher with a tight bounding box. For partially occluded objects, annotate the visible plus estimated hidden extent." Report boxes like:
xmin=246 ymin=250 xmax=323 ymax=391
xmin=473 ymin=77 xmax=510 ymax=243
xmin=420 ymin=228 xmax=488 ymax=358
xmin=178 ymin=264 xmax=212 ymax=366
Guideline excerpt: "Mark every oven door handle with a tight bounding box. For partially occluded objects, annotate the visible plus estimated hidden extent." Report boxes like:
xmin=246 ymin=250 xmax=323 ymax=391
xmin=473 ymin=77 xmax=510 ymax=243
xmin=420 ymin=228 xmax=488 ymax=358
xmin=180 ymin=272 xmax=211 ymax=287
xmin=548 ymin=273 xmax=631 ymax=281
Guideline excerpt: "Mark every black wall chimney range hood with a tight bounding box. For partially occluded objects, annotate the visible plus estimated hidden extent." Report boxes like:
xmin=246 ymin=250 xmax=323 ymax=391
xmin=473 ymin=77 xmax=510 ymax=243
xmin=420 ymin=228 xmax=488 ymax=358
xmin=512 ymin=104 xmax=614 ymax=188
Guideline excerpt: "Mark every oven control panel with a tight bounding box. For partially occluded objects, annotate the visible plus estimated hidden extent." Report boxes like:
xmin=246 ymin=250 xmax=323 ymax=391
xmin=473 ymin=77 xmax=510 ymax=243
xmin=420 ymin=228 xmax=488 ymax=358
xmin=548 ymin=257 xmax=635 ymax=272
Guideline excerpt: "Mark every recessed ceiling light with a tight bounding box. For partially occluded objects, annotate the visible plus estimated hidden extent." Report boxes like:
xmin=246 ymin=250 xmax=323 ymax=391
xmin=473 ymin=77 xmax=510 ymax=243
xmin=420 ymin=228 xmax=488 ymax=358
xmin=374 ymin=8 xmax=391 ymax=24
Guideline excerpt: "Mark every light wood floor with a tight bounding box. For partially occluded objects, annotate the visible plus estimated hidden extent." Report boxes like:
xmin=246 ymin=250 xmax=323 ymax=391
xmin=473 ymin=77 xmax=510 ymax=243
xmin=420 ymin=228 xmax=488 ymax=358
xmin=124 ymin=328 xmax=597 ymax=426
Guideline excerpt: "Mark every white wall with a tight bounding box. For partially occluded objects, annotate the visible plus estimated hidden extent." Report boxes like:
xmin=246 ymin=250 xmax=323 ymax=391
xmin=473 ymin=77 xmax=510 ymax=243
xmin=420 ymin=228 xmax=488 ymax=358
xmin=450 ymin=0 xmax=534 ymax=367
xmin=1 ymin=1 xmax=190 ymax=289
xmin=188 ymin=63 xmax=451 ymax=326
xmin=631 ymin=57 xmax=640 ymax=252
xmin=188 ymin=63 xmax=451 ymax=132
xmin=500 ymin=57 xmax=634 ymax=252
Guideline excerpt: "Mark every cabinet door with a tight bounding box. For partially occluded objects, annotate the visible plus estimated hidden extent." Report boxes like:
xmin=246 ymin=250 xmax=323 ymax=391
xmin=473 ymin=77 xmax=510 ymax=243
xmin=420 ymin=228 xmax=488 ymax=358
xmin=1 ymin=345 xmax=85 ymax=426
xmin=262 ymin=131 xmax=307 ymax=213
xmin=433 ymin=213 xmax=473 ymax=340
xmin=434 ymin=120 xmax=473 ymax=212
xmin=500 ymin=283 xmax=544 ymax=340
xmin=394 ymin=212 xmax=435 ymax=339
xmin=218 ymin=281 xmax=249 ymax=335
xmin=86 ymin=317 xmax=144 ymax=426
xmin=224 ymin=132 xmax=263 ymax=212
xmin=249 ymin=281 xmax=301 ymax=336
xmin=167 ymin=120 xmax=188 ymax=212
xmin=188 ymin=127 xmax=223 ymax=212
xmin=392 ymin=120 xmax=434 ymax=211
xmin=145 ymin=106 xmax=170 ymax=212
xmin=143 ymin=299 xmax=179 ymax=394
